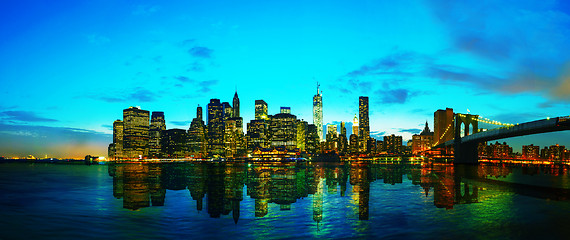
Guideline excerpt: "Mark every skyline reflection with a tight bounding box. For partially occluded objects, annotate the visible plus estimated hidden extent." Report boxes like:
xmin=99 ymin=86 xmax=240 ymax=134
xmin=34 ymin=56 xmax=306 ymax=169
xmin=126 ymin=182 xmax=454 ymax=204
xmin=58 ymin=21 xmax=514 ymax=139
xmin=108 ymin=161 xmax=570 ymax=224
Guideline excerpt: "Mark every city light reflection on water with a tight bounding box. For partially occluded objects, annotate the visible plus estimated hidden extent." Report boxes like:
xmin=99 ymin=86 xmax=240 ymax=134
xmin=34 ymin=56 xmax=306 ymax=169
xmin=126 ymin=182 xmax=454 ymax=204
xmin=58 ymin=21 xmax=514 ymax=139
xmin=2 ymin=161 xmax=570 ymax=239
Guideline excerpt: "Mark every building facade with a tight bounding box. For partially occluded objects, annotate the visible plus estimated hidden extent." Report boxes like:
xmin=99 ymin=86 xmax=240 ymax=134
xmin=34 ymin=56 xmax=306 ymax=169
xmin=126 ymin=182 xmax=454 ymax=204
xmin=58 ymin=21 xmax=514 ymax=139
xmin=313 ymin=84 xmax=323 ymax=142
xmin=358 ymin=96 xmax=369 ymax=153
xmin=149 ymin=111 xmax=166 ymax=158
xmin=123 ymin=107 xmax=150 ymax=159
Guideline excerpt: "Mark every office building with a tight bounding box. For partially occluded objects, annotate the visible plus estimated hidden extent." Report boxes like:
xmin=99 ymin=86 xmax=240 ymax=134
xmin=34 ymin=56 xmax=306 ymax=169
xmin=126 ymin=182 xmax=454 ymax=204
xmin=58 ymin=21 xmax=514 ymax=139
xmin=255 ymin=100 xmax=268 ymax=120
xmin=358 ymin=96 xmax=369 ymax=153
xmin=111 ymin=119 xmax=124 ymax=159
xmin=161 ymin=129 xmax=188 ymax=158
xmin=123 ymin=106 xmax=150 ymax=159
xmin=188 ymin=105 xmax=207 ymax=158
xmin=269 ymin=111 xmax=298 ymax=150
xmin=208 ymin=99 xmax=225 ymax=156
xmin=149 ymin=111 xmax=166 ymax=158
xmin=313 ymin=83 xmax=323 ymax=141
xmin=412 ymin=121 xmax=434 ymax=154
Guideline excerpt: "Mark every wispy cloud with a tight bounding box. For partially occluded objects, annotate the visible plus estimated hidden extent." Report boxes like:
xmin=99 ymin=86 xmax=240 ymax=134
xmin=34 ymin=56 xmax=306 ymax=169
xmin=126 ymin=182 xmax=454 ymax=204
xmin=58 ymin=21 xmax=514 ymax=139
xmin=398 ymin=128 xmax=422 ymax=134
xmin=188 ymin=47 xmax=213 ymax=58
xmin=0 ymin=111 xmax=58 ymax=123
xmin=96 ymin=87 xmax=157 ymax=103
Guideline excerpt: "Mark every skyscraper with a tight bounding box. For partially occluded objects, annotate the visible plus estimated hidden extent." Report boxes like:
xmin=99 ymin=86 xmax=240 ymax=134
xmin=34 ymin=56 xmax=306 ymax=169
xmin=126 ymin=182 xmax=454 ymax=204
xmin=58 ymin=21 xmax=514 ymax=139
xmin=222 ymin=102 xmax=232 ymax=120
xmin=233 ymin=91 xmax=240 ymax=118
xmin=269 ymin=111 xmax=298 ymax=150
xmin=123 ymin=106 xmax=150 ymax=159
xmin=358 ymin=97 xmax=369 ymax=153
xmin=111 ymin=119 xmax=124 ymax=159
xmin=434 ymin=108 xmax=454 ymax=146
xmin=149 ymin=111 xmax=165 ymax=158
xmin=255 ymin=100 xmax=268 ymax=120
xmin=188 ymin=105 xmax=207 ymax=157
xmin=313 ymin=83 xmax=323 ymax=142
xmin=208 ymin=99 xmax=225 ymax=156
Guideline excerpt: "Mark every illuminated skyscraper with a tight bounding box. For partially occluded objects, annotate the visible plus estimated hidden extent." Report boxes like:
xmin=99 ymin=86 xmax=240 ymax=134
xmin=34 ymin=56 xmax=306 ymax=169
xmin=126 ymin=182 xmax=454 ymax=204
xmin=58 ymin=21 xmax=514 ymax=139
xmin=208 ymin=99 xmax=225 ymax=156
xmin=149 ymin=111 xmax=165 ymax=158
xmin=352 ymin=114 xmax=359 ymax=136
xmin=255 ymin=100 xmax=268 ymax=120
xmin=313 ymin=83 xmax=323 ymax=141
xmin=123 ymin=106 xmax=150 ymax=159
xmin=358 ymin=97 xmax=369 ymax=153
xmin=110 ymin=119 xmax=124 ymax=159
xmin=246 ymin=120 xmax=269 ymax=151
xmin=233 ymin=91 xmax=240 ymax=118
xmin=223 ymin=102 xmax=232 ymax=120
xmin=306 ymin=124 xmax=320 ymax=154
xmin=269 ymin=111 xmax=298 ymax=150
xmin=296 ymin=120 xmax=308 ymax=151
xmin=188 ymin=105 xmax=207 ymax=157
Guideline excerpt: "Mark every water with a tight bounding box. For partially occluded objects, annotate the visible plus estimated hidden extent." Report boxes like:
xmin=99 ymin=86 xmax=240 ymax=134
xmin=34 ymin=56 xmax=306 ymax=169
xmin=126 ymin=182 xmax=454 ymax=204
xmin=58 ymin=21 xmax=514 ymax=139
xmin=2 ymin=161 xmax=570 ymax=239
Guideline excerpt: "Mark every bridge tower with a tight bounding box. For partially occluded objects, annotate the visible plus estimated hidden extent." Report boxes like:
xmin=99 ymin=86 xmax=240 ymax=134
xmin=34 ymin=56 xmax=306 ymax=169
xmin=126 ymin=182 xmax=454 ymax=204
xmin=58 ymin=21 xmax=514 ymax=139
xmin=454 ymin=114 xmax=479 ymax=164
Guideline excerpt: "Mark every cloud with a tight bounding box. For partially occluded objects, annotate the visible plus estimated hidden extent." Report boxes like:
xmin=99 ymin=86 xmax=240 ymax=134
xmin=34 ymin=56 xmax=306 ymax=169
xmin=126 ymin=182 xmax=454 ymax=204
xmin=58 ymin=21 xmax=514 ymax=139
xmin=370 ymin=131 xmax=386 ymax=139
xmin=101 ymin=124 xmax=113 ymax=131
xmin=426 ymin=0 xmax=570 ymax=100
xmin=188 ymin=47 xmax=213 ymax=58
xmin=1 ymin=111 xmax=58 ymax=123
xmin=199 ymin=79 xmax=219 ymax=92
xmin=399 ymin=128 xmax=422 ymax=134
xmin=374 ymin=89 xmax=412 ymax=104
xmin=96 ymin=87 xmax=156 ymax=103
xmin=175 ymin=76 xmax=194 ymax=83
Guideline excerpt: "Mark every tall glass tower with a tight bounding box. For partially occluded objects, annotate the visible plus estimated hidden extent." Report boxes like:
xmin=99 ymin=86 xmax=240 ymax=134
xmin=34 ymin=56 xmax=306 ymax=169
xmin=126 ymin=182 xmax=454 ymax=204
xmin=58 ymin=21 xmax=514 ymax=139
xmin=313 ymin=82 xmax=323 ymax=141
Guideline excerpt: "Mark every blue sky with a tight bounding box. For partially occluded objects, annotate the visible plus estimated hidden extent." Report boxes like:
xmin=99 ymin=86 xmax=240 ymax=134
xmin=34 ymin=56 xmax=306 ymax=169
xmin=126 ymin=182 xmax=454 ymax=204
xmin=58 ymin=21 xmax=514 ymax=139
xmin=1 ymin=0 xmax=570 ymax=157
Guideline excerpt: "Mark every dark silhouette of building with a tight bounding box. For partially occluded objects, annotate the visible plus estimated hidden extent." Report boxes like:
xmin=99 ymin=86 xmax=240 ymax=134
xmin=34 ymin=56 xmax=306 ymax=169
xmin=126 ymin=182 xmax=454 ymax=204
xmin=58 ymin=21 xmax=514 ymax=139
xmin=161 ymin=129 xmax=188 ymax=158
xmin=306 ymin=124 xmax=320 ymax=154
xmin=188 ymin=105 xmax=207 ymax=158
xmin=149 ymin=111 xmax=166 ymax=158
xmin=233 ymin=90 xmax=240 ymax=118
xmin=123 ymin=107 xmax=150 ymax=159
xmin=208 ymin=99 xmax=225 ymax=156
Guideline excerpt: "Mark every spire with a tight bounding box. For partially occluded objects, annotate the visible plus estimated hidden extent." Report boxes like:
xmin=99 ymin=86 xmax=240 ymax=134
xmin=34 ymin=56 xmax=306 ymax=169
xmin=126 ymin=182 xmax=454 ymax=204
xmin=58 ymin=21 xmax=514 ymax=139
xmin=316 ymin=81 xmax=320 ymax=95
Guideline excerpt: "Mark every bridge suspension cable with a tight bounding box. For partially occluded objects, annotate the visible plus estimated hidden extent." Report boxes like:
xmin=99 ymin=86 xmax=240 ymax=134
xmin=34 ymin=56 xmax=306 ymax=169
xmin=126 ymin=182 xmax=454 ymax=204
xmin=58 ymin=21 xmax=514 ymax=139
xmin=433 ymin=122 xmax=453 ymax=146
xmin=456 ymin=114 xmax=516 ymax=127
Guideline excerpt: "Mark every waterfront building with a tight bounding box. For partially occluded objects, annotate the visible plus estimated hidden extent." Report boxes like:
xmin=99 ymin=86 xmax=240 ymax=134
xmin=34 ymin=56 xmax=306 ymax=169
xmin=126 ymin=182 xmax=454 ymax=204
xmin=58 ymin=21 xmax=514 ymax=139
xmin=269 ymin=111 xmax=298 ymax=150
xmin=384 ymin=134 xmax=403 ymax=154
xmin=208 ymin=99 xmax=225 ymax=156
xmin=522 ymin=144 xmax=540 ymax=159
xmin=296 ymin=120 xmax=308 ymax=151
xmin=161 ymin=129 xmax=188 ymax=158
xmin=149 ymin=111 xmax=166 ymax=158
xmin=246 ymin=119 xmax=269 ymax=152
xmin=225 ymin=117 xmax=246 ymax=157
xmin=188 ymin=105 xmax=207 ymax=158
xmin=549 ymin=144 xmax=566 ymax=161
xmin=110 ymin=119 xmax=124 ymax=159
xmin=326 ymin=124 xmax=338 ymax=151
xmin=123 ymin=106 xmax=150 ymax=159
xmin=482 ymin=141 xmax=512 ymax=158
xmin=313 ymin=83 xmax=323 ymax=141
xmin=412 ymin=121 xmax=434 ymax=154
xmin=255 ymin=100 xmax=268 ymax=120
xmin=306 ymin=124 xmax=320 ymax=154
xmin=358 ymin=96 xmax=369 ymax=153
xmin=339 ymin=122 xmax=348 ymax=154
xmin=434 ymin=108 xmax=455 ymax=146
xmin=349 ymin=134 xmax=358 ymax=154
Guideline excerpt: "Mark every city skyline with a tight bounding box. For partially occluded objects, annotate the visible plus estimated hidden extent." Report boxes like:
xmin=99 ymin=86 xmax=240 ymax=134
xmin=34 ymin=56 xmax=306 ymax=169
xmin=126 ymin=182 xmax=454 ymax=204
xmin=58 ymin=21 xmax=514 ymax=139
xmin=2 ymin=0 xmax=570 ymax=157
